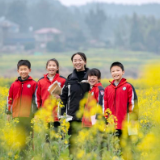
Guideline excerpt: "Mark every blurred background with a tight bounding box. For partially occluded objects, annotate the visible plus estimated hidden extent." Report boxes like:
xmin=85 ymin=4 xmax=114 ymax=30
xmin=0 ymin=0 xmax=160 ymax=79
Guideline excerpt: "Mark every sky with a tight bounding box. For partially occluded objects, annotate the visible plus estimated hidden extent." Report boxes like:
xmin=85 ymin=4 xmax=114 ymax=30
xmin=59 ymin=0 xmax=160 ymax=6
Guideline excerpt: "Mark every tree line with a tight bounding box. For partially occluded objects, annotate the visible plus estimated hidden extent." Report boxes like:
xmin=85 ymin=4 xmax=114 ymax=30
xmin=0 ymin=0 xmax=160 ymax=53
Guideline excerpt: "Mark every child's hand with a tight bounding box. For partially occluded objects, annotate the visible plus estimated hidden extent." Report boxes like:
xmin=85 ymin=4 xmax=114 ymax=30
xmin=54 ymin=94 xmax=60 ymax=99
xmin=7 ymin=114 xmax=11 ymax=122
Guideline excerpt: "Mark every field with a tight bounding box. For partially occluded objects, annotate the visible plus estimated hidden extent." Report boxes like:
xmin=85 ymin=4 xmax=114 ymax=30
xmin=0 ymin=48 xmax=160 ymax=78
xmin=0 ymin=48 xmax=160 ymax=159
xmin=0 ymin=62 xmax=160 ymax=160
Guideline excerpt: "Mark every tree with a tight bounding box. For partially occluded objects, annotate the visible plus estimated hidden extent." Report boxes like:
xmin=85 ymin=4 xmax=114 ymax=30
xmin=29 ymin=0 xmax=53 ymax=29
xmin=129 ymin=13 xmax=144 ymax=51
xmin=0 ymin=0 xmax=7 ymax=16
xmin=6 ymin=0 xmax=29 ymax=32
xmin=85 ymin=7 xmax=107 ymax=40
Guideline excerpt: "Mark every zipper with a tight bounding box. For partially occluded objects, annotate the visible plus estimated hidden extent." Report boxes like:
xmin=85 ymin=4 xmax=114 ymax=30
xmin=114 ymin=88 xmax=117 ymax=114
xmin=68 ymin=84 xmax=71 ymax=110
xmin=19 ymin=83 xmax=23 ymax=117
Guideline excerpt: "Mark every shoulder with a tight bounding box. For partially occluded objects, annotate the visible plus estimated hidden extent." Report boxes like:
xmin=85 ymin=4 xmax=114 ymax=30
xmin=30 ymin=80 xmax=37 ymax=87
xmin=65 ymin=73 xmax=73 ymax=82
xmin=9 ymin=81 xmax=17 ymax=88
xmin=30 ymin=79 xmax=37 ymax=83
xmin=105 ymin=84 xmax=112 ymax=90
xmin=98 ymin=85 xmax=104 ymax=90
xmin=126 ymin=82 xmax=135 ymax=89
xmin=97 ymin=86 xmax=104 ymax=96
xmin=67 ymin=73 xmax=72 ymax=79
xmin=38 ymin=76 xmax=45 ymax=82
xmin=58 ymin=75 xmax=66 ymax=81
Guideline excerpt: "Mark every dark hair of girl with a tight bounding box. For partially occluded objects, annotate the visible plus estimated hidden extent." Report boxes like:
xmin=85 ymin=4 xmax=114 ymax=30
xmin=46 ymin=58 xmax=59 ymax=73
xmin=71 ymin=52 xmax=87 ymax=68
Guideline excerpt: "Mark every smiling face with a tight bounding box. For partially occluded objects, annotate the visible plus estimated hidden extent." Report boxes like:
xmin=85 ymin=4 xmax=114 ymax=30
xmin=111 ymin=66 xmax=124 ymax=83
xmin=72 ymin=54 xmax=86 ymax=71
xmin=17 ymin=65 xmax=31 ymax=80
xmin=46 ymin=61 xmax=59 ymax=77
xmin=88 ymin=75 xmax=99 ymax=86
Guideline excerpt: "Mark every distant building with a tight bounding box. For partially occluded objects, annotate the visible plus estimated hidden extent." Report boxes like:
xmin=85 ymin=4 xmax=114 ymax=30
xmin=0 ymin=17 xmax=35 ymax=52
xmin=34 ymin=28 xmax=63 ymax=50
xmin=0 ymin=17 xmax=19 ymax=47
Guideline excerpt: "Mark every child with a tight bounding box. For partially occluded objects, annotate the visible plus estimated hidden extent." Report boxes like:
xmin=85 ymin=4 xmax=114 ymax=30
xmin=82 ymin=68 xmax=104 ymax=127
xmin=6 ymin=60 xmax=37 ymax=154
xmin=35 ymin=58 xmax=66 ymax=140
xmin=104 ymin=62 xmax=138 ymax=137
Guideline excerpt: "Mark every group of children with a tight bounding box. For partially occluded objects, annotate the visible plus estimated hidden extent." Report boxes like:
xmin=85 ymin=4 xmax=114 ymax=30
xmin=6 ymin=55 xmax=138 ymax=154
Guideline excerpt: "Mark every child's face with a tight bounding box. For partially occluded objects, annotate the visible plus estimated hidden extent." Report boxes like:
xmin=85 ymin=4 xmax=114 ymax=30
xmin=72 ymin=54 xmax=86 ymax=71
xmin=88 ymin=75 xmax=99 ymax=86
xmin=47 ymin=61 xmax=58 ymax=76
xmin=111 ymin=66 xmax=124 ymax=82
xmin=17 ymin=65 xmax=31 ymax=80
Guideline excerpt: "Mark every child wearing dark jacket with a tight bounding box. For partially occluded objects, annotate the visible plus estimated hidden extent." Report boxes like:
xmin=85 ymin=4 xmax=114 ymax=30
xmin=82 ymin=68 xmax=104 ymax=127
xmin=104 ymin=62 xmax=138 ymax=137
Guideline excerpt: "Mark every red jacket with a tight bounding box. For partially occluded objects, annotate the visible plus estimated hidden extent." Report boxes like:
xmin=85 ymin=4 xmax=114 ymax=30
xmin=104 ymin=78 xmax=138 ymax=129
xmin=35 ymin=73 xmax=66 ymax=121
xmin=82 ymin=82 xmax=104 ymax=127
xmin=7 ymin=76 xmax=37 ymax=118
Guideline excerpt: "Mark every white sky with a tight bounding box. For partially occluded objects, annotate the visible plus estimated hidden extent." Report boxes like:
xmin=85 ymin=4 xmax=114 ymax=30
xmin=59 ymin=0 xmax=160 ymax=6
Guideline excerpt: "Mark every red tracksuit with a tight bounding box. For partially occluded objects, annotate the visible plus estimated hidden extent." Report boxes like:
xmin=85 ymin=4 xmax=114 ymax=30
xmin=7 ymin=76 xmax=37 ymax=118
xmin=35 ymin=73 xmax=66 ymax=121
xmin=104 ymin=78 xmax=138 ymax=129
xmin=82 ymin=82 xmax=104 ymax=127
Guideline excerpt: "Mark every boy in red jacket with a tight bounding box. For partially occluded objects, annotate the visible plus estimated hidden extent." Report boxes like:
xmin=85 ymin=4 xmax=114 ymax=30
xmin=6 ymin=60 xmax=37 ymax=154
xmin=104 ymin=62 xmax=138 ymax=137
xmin=82 ymin=68 xmax=104 ymax=127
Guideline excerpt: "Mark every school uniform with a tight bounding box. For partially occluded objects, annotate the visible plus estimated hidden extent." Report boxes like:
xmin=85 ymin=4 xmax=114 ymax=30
xmin=6 ymin=76 xmax=37 ymax=155
xmin=35 ymin=73 xmax=66 ymax=121
xmin=82 ymin=82 xmax=104 ymax=127
xmin=104 ymin=78 xmax=138 ymax=131
xmin=7 ymin=76 xmax=37 ymax=118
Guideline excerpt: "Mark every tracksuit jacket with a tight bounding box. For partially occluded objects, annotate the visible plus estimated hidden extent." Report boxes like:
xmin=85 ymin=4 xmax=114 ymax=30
xmin=35 ymin=73 xmax=66 ymax=121
xmin=104 ymin=78 xmax=138 ymax=129
xmin=60 ymin=68 xmax=90 ymax=121
xmin=82 ymin=82 xmax=104 ymax=127
xmin=6 ymin=76 xmax=37 ymax=118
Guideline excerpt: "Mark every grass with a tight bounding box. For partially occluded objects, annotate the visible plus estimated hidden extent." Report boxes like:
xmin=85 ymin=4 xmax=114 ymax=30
xmin=0 ymin=48 xmax=160 ymax=78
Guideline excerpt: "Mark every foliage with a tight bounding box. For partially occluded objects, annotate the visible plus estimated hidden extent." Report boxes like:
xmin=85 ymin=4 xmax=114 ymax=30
xmin=0 ymin=62 xmax=160 ymax=159
xmin=1 ymin=0 xmax=160 ymax=51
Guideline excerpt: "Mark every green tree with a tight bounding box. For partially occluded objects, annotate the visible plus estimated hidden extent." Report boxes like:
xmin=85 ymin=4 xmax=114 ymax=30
xmin=29 ymin=0 xmax=53 ymax=29
xmin=0 ymin=0 xmax=7 ymax=16
xmin=85 ymin=7 xmax=107 ymax=40
xmin=6 ymin=0 xmax=29 ymax=32
xmin=129 ymin=13 xmax=144 ymax=51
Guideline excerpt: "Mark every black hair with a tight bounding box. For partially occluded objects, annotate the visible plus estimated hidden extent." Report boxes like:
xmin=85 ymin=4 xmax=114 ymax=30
xmin=88 ymin=68 xmax=101 ymax=79
xmin=110 ymin=62 xmax=124 ymax=71
xmin=17 ymin=60 xmax=31 ymax=69
xmin=71 ymin=52 xmax=87 ymax=68
xmin=46 ymin=58 xmax=59 ymax=73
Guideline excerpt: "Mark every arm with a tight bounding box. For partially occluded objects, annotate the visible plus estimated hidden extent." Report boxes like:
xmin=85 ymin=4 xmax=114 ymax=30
xmin=104 ymin=87 xmax=108 ymax=112
xmin=6 ymin=84 xmax=13 ymax=114
xmin=95 ymin=86 xmax=105 ymax=113
xmin=32 ymin=82 xmax=38 ymax=114
xmin=128 ymin=84 xmax=138 ymax=120
xmin=35 ymin=81 xmax=42 ymax=109
xmin=60 ymin=80 xmax=68 ymax=115
xmin=6 ymin=84 xmax=13 ymax=121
